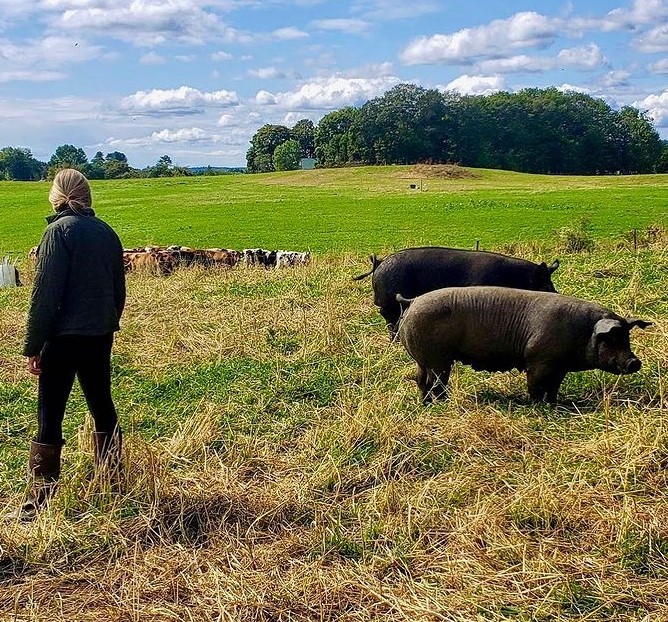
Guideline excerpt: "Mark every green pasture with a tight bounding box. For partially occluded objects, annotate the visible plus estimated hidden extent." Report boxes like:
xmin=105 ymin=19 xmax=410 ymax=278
xmin=1 ymin=165 xmax=667 ymax=258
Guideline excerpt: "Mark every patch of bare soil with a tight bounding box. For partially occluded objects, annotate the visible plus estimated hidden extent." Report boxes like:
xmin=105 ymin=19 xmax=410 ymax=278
xmin=398 ymin=164 xmax=478 ymax=179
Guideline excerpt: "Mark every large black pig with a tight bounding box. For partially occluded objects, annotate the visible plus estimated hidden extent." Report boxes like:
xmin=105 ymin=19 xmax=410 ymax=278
xmin=354 ymin=247 xmax=559 ymax=335
xmin=397 ymin=286 xmax=651 ymax=404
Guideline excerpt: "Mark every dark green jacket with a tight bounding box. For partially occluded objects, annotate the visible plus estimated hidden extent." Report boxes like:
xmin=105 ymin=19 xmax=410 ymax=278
xmin=23 ymin=208 xmax=126 ymax=357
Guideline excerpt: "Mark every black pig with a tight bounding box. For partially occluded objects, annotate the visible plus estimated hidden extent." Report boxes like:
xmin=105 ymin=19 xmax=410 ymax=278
xmin=354 ymin=247 xmax=559 ymax=335
xmin=397 ymin=286 xmax=651 ymax=404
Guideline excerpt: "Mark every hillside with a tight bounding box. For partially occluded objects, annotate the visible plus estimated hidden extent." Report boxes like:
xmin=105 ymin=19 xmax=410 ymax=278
xmin=1 ymin=165 xmax=667 ymax=258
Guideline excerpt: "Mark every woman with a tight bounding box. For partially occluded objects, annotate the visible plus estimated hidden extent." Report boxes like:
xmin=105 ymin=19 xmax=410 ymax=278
xmin=16 ymin=168 xmax=126 ymax=520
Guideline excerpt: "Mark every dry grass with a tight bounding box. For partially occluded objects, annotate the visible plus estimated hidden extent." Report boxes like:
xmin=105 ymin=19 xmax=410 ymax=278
xmin=1 ymin=245 xmax=667 ymax=621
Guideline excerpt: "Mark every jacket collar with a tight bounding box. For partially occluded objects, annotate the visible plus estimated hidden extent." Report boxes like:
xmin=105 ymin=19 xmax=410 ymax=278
xmin=46 ymin=207 xmax=95 ymax=224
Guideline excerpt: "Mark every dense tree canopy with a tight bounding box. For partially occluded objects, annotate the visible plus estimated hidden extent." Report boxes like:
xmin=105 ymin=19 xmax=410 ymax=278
xmin=249 ymin=85 xmax=664 ymax=175
xmin=0 ymin=147 xmax=46 ymax=180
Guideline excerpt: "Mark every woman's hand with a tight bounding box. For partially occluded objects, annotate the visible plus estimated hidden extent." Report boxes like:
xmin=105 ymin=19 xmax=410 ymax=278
xmin=27 ymin=355 xmax=42 ymax=376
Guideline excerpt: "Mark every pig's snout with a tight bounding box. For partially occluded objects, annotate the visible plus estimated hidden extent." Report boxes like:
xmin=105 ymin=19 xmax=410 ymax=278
xmin=623 ymin=357 xmax=641 ymax=374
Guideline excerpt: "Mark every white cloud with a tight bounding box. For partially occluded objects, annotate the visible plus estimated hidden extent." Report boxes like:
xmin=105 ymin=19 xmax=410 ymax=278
xmin=253 ymin=75 xmax=400 ymax=110
xmin=217 ymin=113 xmax=235 ymax=126
xmin=352 ymin=0 xmax=441 ymax=20
xmin=248 ymin=66 xmax=285 ymax=79
xmin=211 ymin=50 xmax=233 ymax=61
xmin=51 ymin=0 xmax=253 ymax=47
xmin=477 ymin=55 xmax=553 ymax=74
xmin=649 ymin=58 xmax=668 ymax=73
xmin=120 ymin=86 xmax=239 ymax=115
xmin=634 ymin=89 xmax=668 ymax=126
xmin=441 ymin=74 xmax=506 ymax=95
xmin=557 ymin=83 xmax=591 ymax=94
xmin=150 ymin=127 xmax=208 ymax=143
xmin=272 ymin=27 xmax=309 ymax=40
xmin=0 ymin=36 xmax=105 ymax=82
xmin=634 ymin=25 xmax=668 ymax=53
xmin=311 ymin=18 xmax=370 ymax=34
xmin=400 ymin=11 xmax=561 ymax=65
xmin=599 ymin=0 xmax=668 ymax=30
xmin=600 ymin=69 xmax=633 ymax=87
xmin=557 ymin=43 xmax=606 ymax=70
xmin=140 ymin=51 xmax=165 ymax=65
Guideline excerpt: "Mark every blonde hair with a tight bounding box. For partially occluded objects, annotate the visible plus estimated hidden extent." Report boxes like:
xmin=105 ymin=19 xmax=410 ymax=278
xmin=49 ymin=168 xmax=92 ymax=215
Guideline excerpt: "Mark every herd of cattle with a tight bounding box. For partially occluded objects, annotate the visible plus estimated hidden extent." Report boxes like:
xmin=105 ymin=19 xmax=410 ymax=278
xmin=122 ymin=246 xmax=310 ymax=274
xmin=354 ymin=246 xmax=652 ymax=404
xmin=28 ymin=245 xmax=310 ymax=275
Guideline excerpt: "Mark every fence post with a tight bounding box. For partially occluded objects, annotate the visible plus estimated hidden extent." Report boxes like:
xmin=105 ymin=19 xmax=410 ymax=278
xmin=475 ymin=240 xmax=480 ymax=251
xmin=633 ymin=228 xmax=637 ymax=251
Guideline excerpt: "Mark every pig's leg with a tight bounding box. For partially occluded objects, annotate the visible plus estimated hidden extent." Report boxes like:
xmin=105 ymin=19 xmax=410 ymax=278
xmin=527 ymin=367 xmax=565 ymax=404
xmin=422 ymin=363 xmax=452 ymax=404
xmin=543 ymin=371 xmax=566 ymax=404
xmin=380 ymin=306 xmax=400 ymax=340
xmin=416 ymin=365 xmax=434 ymax=403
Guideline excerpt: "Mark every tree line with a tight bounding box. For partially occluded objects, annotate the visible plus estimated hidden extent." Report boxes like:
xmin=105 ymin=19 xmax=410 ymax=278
xmin=247 ymin=85 xmax=668 ymax=175
xmin=0 ymin=146 xmax=228 ymax=181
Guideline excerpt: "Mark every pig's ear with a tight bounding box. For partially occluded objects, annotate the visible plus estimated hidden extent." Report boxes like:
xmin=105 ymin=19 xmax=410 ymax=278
xmin=593 ymin=318 xmax=623 ymax=340
xmin=626 ymin=317 xmax=652 ymax=330
xmin=548 ymin=259 xmax=559 ymax=274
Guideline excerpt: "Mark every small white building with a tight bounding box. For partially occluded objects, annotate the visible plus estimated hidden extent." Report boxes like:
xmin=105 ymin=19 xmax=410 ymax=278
xmin=299 ymin=158 xmax=316 ymax=170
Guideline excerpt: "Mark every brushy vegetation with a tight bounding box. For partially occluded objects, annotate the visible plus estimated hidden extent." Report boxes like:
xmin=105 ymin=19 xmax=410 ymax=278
xmin=1 ymin=224 xmax=668 ymax=619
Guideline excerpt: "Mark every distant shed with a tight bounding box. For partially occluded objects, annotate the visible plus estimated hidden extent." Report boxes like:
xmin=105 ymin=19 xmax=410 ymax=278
xmin=299 ymin=158 xmax=316 ymax=170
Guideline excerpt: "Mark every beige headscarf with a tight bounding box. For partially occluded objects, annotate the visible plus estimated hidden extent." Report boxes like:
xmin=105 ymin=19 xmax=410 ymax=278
xmin=49 ymin=168 xmax=93 ymax=216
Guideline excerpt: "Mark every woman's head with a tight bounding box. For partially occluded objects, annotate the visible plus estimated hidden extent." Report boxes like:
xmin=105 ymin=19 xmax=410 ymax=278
xmin=49 ymin=168 xmax=93 ymax=215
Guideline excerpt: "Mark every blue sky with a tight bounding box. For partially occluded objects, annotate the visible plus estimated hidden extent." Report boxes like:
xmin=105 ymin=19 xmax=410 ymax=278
xmin=2 ymin=0 xmax=668 ymax=167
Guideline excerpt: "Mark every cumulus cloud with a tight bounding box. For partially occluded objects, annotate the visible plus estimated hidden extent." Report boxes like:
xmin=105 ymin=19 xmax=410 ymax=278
xmin=311 ymin=18 xmax=370 ymax=34
xmin=120 ymin=86 xmax=239 ymax=115
xmin=400 ymin=12 xmax=561 ymax=65
xmin=51 ymin=0 xmax=253 ymax=47
xmin=477 ymin=55 xmax=553 ymax=74
xmin=557 ymin=43 xmax=606 ymax=70
xmin=149 ymin=127 xmax=208 ymax=143
xmin=634 ymin=25 xmax=668 ymax=53
xmin=634 ymin=89 xmax=668 ymax=126
xmin=252 ymin=75 xmax=400 ymax=110
xmin=441 ymin=74 xmax=506 ymax=95
xmin=272 ymin=27 xmax=308 ymax=40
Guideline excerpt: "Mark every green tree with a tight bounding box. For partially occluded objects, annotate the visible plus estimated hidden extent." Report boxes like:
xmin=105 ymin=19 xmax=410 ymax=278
xmin=48 ymin=144 xmax=88 ymax=176
xmin=273 ymin=140 xmax=301 ymax=171
xmin=314 ymin=108 xmax=359 ymax=167
xmin=616 ymin=106 xmax=663 ymax=173
xmin=0 ymin=147 xmax=46 ymax=180
xmin=291 ymin=119 xmax=316 ymax=158
xmin=246 ymin=124 xmax=291 ymax=173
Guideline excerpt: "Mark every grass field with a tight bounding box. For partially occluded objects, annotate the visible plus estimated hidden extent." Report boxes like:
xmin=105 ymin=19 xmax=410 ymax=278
xmin=1 ymin=165 xmax=668 ymax=257
xmin=1 ymin=166 xmax=668 ymax=620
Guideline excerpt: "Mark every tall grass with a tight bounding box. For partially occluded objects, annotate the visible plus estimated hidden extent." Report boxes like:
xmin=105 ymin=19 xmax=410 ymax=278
xmin=1 ymin=234 xmax=667 ymax=620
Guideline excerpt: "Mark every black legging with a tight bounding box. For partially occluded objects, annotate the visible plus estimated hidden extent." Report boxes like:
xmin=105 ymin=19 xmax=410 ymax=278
xmin=37 ymin=334 xmax=118 ymax=444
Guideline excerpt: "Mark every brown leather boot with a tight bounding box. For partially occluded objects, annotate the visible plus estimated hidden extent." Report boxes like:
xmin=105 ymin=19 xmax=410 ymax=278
xmin=8 ymin=440 xmax=64 ymax=522
xmin=93 ymin=428 xmax=123 ymax=492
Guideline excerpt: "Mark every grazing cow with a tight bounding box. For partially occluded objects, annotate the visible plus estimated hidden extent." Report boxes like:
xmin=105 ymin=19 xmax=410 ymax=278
xmin=276 ymin=250 xmax=311 ymax=267
xmin=354 ymin=246 xmax=560 ymax=336
xmin=397 ymin=286 xmax=651 ymax=404
xmin=243 ymin=248 xmax=277 ymax=267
